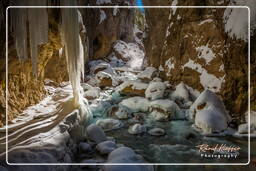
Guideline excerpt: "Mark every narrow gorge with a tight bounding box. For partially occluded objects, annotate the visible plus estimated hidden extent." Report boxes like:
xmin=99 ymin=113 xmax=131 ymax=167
xmin=0 ymin=0 xmax=255 ymax=170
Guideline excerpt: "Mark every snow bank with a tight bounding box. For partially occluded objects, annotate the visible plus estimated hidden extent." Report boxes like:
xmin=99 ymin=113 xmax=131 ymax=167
xmin=145 ymin=81 xmax=166 ymax=100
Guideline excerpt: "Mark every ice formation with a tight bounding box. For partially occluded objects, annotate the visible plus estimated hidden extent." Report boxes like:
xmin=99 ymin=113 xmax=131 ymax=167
xmin=11 ymin=0 xmax=48 ymax=75
xmin=60 ymin=1 xmax=85 ymax=107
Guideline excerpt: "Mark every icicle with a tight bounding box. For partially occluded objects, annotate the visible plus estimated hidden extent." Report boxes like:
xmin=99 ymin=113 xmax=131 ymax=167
xmin=27 ymin=0 xmax=48 ymax=75
xmin=11 ymin=0 xmax=48 ymax=75
xmin=61 ymin=0 xmax=85 ymax=107
xmin=11 ymin=6 xmax=28 ymax=61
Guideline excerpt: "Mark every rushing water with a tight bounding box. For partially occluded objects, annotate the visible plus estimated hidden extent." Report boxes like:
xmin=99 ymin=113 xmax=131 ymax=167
xmin=89 ymin=89 xmax=254 ymax=167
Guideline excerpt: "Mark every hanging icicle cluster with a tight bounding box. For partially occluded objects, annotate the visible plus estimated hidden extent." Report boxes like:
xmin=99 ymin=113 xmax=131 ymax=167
xmin=61 ymin=0 xmax=85 ymax=107
xmin=11 ymin=0 xmax=48 ymax=75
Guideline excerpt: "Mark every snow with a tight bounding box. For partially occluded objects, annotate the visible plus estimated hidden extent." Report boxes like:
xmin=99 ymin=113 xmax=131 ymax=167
xmin=165 ymin=58 xmax=174 ymax=76
xmin=119 ymin=97 xmax=150 ymax=113
xmin=96 ymin=118 xmax=123 ymax=131
xmin=113 ymin=40 xmax=145 ymax=69
xmin=223 ymin=0 xmax=256 ymax=41
xmin=196 ymin=44 xmax=216 ymax=64
xmin=99 ymin=9 xmax=107 ymax=24
xmin=198 ymin=19 xmax=213 ymax=25
xmin=84 ymin=87 xmax=101 ymax=100
xmin=171 ymin=0 xmax=178 ymax=15
xmin=128 ymin=123 xmax=146 ymax=135
xmin=183 ymin=59 xmax=225 ymax=92
xmin=116 ymin=80 xmax=148 ymax=92
xmin=96 ymin=0 xmax=112 ymax=4
xmin=113 ymin=6 xmax=119 ymax=16
xmin=145 ymin=81 xmax=166 ymax=100
xmin=149 ymin=99 xmax=180 ymax=121
xmin=170 ymin=82 xmax=190 ymax=103
xmin=137 ymin=67 xmax=158 ymax=81
xmin=195 ymin=109 xmax=228 ymax=134
xmin=189 ymin=90 xmax=231 ymax=122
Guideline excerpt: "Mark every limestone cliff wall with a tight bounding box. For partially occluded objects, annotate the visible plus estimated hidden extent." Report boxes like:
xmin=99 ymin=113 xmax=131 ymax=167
xmin=143 ymin=0 xmax=254 ymax=120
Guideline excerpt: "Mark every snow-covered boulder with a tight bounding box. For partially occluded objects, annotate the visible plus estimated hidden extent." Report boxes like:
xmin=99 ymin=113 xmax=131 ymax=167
xmin=128 ymin=123 xmax=146 ymax=135
xmin=149 ymin=99 xmax=180 ymax=121
xmin=148 ymin=128 xmax=165 ymax=136
xmin=96 ymin=119 xmax=123 ymax=131
xmin=189 ymin=90 xmax=231 ymax=122
xmin=145 ymin=81 xmax=166 ymax=100
xmin=137 ymin=67 xmax=158 ymax=82
xmin=92 ymin=63 xmax=112 ymax=74
xmin=96 ymin=140 xmax=118 ymax=155
xmin=171 ymin=82 xmax=190 ymax=103
xmin=116 ymin=80 xmax=148 ymax=97
xmin=96 ymin=71 xmax=114 ymax=88
xmin=119 ymin=97 xmax=150 ymax=113
xmin=104 ymin=147 xmax=153 ymax=170
xmin=195 ymin=109 xmax=228 ymax=134
xmin=237 ymin=111 xmax=256 ymax=134
xmin=86 ymin=124 xmax=107 ymax=143
xmin=84 ymin=87 xmax=101 ymax=100
xmin=111 ymin=105 xmax=130 ymax=119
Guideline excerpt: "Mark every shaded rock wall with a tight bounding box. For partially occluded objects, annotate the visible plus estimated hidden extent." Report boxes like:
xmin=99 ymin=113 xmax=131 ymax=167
xmin=143 ymin=0 xmax=253 ymax=119
xmin=79 ymin=0 xmax=135 ymax=60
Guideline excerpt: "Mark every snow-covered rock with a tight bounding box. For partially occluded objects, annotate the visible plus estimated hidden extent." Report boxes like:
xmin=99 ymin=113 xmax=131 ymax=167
xmin=237 ymin=111 xmax=256 ymax=134
xmin=104 ymin=147 xmax=153 ymax=170
xmin=145 ymin=81 xmax=166 ymax=100
xmin=84 ymin=87 xmax=101 ymax=100
xmin=148 ymin=128 xmax=165 ymax=136
xmin=137 ymin=67 xmax=158 ymax=82
xmin=113 ymin=105 xmax=130 ymax=119
xmin=189 ymin=90 xmax=231 ymax=122
xmin=116 ymin=80 xmax=148 ymax=97
xmin=96 ymin=118 xmax=123 ymax=131
xmin=86 ymin=124 xmax=107 ymax=143
xmin=149 ymin=99 xmax=180 ymax=121
xmin=96 ymin=140 xmax=118 ymax=155
xmin=128 ymin=123 xmax=146 ymax=135
xmin=119 ymin=97 xmax=150 ymax=113
xmin=96 ymin=71 xmax=114 ymax=88
xmin=195 ymin=109 xmax=228 ymax=134
xmin=170 ymin=82 xmax=191 ymax=104
xmin=78 ymin=142 xmax=92 ymax=153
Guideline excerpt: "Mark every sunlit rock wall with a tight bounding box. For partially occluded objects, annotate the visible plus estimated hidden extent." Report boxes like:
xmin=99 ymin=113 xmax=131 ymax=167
xmin=143 ymin=0 xmax=255 ymax=120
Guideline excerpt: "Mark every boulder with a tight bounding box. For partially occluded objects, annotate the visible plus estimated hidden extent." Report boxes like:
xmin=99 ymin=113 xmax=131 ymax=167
xmin=117 ymin=80 xmax=148 ymax=97
xmin=86 ymin=124 xmax=107 ymax=143
xmin=137 ymin=67 xmax=158 ymax=82
xmin=119 ymin=97 xmax=150 ymax=113
xmin=145 ymin=81 xmax=166 ymax=100
xmin=96 ymin=118 xmax=123 ymax=131
xmin=195 ymin=108 xmax=228 ymax=134
xmin=96 ymin=140 xmax=118 ymax=155
xmin=78 ymin=142 xmax=92 ymax=153
xmin=148 ymin=128 xmax=165 ymax=136
xmin=149 ymin=99 xmax=180 ymax=121
xmin=128 ymin=123 xmax=146 ymax=135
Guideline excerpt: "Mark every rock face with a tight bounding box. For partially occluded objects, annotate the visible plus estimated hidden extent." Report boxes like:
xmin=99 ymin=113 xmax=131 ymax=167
xmin=0 ymin=10 xmax=65 ymax=127
xmin=80 ymin=0 xmax=135 ymax=60
xmin=143 ymin=0 xmax=255 ymax=119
